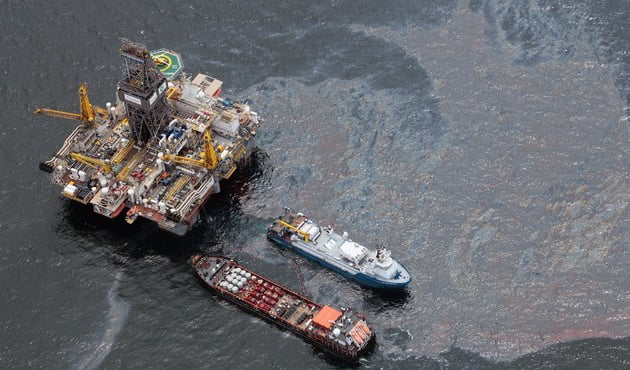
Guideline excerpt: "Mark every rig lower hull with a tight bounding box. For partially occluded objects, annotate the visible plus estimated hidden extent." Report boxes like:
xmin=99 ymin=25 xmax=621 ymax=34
xmin=45 ymin=138 xmax=257 ymax=236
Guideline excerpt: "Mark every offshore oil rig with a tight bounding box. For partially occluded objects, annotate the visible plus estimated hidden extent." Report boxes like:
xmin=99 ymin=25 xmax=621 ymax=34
xmin=36 ymin=39 xmax=262 ymax=235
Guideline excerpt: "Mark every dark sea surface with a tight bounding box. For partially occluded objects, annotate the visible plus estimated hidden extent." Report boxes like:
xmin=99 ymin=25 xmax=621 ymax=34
xmin=1 ymin=0 xmax=630 ymax=368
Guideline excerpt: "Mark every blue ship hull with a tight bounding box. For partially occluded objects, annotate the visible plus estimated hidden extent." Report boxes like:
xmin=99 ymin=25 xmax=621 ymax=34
xmin=267 ymin=231 xmax=410 ymax=290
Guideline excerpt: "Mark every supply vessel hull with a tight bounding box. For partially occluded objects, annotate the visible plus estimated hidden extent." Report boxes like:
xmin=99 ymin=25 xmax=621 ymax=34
xmin=267 ymin=208 xmax=411 ymax=289
xmin=192 ymin=254 xmax=375 ymax=362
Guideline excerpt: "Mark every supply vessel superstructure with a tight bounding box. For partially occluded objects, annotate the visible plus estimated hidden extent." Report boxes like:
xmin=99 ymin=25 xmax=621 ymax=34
xmin=267 ymin=208 xmax=411 ymax=289
xmin=35 ymin=40 xmax=262 ymax=235
xmin=191 ymin=254 xmax=374 ymax=362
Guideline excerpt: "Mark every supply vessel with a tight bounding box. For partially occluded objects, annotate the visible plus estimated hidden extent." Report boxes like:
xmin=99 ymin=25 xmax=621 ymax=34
xmin=191 ymin=254 xmax=375 ymax=362
xmin=35 ymin=39 xmax=262 ymax=235
xmin=267 ymin=208 xmax=411 ymax=289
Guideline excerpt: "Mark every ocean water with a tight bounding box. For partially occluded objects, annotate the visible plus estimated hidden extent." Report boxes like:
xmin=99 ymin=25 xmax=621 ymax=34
xmin=1 ymin=0 xmax=629 ymax=368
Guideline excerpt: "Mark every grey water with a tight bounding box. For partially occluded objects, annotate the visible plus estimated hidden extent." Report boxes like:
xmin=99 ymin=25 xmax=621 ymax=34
xmin=1 ymin=0 xmax=630 ymax=368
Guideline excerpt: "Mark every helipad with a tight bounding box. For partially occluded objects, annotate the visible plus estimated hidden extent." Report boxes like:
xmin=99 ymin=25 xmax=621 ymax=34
xmin=150 ymin=48 xmax=184 ymax=79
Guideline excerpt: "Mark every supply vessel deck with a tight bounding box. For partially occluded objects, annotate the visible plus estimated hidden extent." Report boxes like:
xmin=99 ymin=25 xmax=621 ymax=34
xmin=35 ymin=40 xmax=262 ymax=235
xmin=191 ymin=255 xmax=375 ymax=362
xmin=267 ymin=208 xmax=411 ymax=289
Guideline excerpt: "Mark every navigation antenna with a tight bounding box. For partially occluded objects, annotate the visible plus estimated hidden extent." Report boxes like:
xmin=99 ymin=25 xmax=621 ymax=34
xmin=376 ymin=242 xmax=385 ymax=260
xmin=117 ymin=39 xmax=171 ymax=144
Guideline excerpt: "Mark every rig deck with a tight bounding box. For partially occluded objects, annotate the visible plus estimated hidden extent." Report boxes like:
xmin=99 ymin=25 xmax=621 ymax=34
xmin=37 ymin=40 xmax=262 ymax=235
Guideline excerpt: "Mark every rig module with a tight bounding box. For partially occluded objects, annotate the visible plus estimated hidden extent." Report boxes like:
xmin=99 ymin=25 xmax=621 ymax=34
xmin=36 ymin=40 xmax=262 ymax=235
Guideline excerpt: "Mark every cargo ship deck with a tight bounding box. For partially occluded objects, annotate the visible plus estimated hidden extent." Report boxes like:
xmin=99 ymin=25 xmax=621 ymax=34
xmin=192 ymin=255 xmax=375 ymax=362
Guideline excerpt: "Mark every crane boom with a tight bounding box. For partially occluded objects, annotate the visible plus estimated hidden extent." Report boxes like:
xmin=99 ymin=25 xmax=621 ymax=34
xmin=70 ymin=152 xmax=112 ymax=173
xmin=34 ymin=83 xmax=96 ymax=125
xmin=277 ymin=220 xmax=310 ymax=242
xmin=78 ymin=83 xmax=95 ymax=123
xmin=162 ymin=154 xmax=207 ymax=168
xmin=33 ymin=108 xmax=83 ymax=121
xmin=162 ymin=130 xmax=219 ymax=170
xmin=203 ymin=130 xmax=218 ymax=170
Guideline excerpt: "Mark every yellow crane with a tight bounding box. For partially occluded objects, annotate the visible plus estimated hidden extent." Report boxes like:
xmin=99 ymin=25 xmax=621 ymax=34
xmin=276 ymin=220 xmax=310 ymax=242
xmin=34 ymin=83 xmax=96 ymax=125
xmin=70 ymin=152 xmax=112 ymax=173
xmin=162 ymin=130 xmax=219 ymax=170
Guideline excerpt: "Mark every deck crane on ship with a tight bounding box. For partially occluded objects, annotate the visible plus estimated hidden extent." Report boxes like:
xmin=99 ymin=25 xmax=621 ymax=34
xmin=268 ymin=208 xmax=412 ymax=290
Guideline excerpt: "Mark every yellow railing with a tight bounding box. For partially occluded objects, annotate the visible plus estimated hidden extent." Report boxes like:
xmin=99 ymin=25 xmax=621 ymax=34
xmin=112 ymin=140 xmax=135 ymax=164
xmin=117 ymin=148 xmax=146 ymax=181
xmin=163 ymin=175 xmax=190 ymax=202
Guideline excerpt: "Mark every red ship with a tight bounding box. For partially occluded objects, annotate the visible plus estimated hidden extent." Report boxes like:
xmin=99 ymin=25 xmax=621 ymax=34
xmin=191 ymin=255 xmax=375 ymax=362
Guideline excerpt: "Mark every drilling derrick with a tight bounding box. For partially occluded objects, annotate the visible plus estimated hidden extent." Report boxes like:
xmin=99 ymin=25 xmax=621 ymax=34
xmin=117 ymin=39 xmax=170 ymax=144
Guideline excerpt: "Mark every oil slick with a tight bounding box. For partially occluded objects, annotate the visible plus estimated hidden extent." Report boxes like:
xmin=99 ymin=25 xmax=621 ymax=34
xmin=74 ymin=272 xmax=128 ymax=370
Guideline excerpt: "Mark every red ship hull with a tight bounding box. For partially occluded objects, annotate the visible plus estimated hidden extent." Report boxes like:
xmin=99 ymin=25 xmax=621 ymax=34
xmin=192 ymin=255 xmax=374 ymax=363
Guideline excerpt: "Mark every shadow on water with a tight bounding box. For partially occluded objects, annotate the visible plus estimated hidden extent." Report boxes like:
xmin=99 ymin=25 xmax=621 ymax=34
xmin=363 ymin=288 xmax=411 ymax=309
xmin=55 ymin=200 xmax=214 ymax=262
xmin=308 ymin=341 xmax=376 ymax=369
xmin=222 ymin=148 xmax=272 ymax=196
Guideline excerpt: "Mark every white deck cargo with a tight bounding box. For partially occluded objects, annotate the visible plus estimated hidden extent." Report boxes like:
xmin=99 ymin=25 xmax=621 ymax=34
xmin=340 ymin=241 xmax=367 ymax=264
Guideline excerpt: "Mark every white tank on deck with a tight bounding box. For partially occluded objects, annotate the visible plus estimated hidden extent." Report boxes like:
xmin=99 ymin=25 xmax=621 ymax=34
xmin=119 ymin=137 xmax=128 ymax=149
xmin=98 ymin=173 xmax=108 ymax=187
xmin=127 ymin=188 xmax=135 ymax=203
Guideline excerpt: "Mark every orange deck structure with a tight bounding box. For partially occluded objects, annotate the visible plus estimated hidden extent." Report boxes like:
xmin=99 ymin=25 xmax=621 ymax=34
xmin=312 ymin=305 xmax=342 ymax=329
